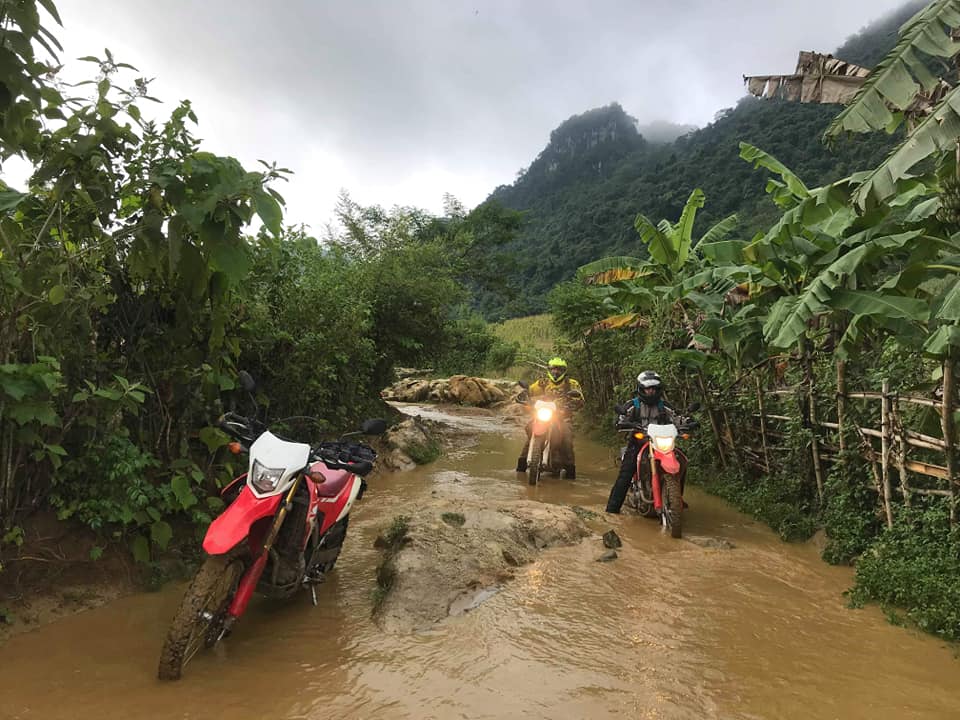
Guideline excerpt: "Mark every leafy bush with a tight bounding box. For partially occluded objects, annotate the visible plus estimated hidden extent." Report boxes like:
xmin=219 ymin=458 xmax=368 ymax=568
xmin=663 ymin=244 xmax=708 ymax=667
xmin=849 ymin=501 xmax=960 ymax=642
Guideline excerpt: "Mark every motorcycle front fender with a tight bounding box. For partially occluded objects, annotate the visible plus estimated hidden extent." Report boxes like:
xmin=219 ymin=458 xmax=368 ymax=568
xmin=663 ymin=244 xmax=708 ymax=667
xmin=203 ymin=485 xmax=283 ymax=555
xmin=653 ymin=449 xmax=681 ymax=475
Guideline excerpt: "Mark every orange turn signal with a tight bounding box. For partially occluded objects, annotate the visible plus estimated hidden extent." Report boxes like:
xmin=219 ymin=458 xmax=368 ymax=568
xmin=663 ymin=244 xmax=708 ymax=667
xmin=308 ymin=470 xmax=327 ymax=483
xmin=681 ymin=433 xmax=690 ymax=440
xmin=228 ymin=441 xmax=242 ymax=455
xmin=633 ymin=432 xmax=645 ymax=440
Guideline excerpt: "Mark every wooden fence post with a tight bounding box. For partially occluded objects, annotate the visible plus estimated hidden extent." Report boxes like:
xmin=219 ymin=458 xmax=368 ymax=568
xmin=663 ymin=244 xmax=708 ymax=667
xmin=881 ymin=379 xmax=894 ymax=528
xmin=941 ymin=358 xmax=957 ymax=526
xmin=892 ymin=400 xmax=911 ymax=507
xmin=697 ymin=370 xmax=727 ymax=469
xmin=809 ymin=381 xmax=825 ymax=505
xmin=756 ymin=375 xmax=771 ymax=474
xmin=836 ymin=360 xmax=847 ymax=455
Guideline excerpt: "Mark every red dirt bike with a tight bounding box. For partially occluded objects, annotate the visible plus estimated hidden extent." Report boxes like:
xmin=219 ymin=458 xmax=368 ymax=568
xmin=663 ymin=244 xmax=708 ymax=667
xmin=158 ymin=373 xmax=386 ymax=680
xmin=516 ymin=380 xmax=580 ymax=486
xmin=617 ymin=403 xmax=699 ymax=539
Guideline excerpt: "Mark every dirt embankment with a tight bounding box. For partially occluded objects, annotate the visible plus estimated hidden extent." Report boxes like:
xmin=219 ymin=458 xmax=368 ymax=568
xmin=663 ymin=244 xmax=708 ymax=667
xmin=382 ymin=375 xmax=520 ymax=408
xmin=372 ymin=499 xmax=590 ymax=633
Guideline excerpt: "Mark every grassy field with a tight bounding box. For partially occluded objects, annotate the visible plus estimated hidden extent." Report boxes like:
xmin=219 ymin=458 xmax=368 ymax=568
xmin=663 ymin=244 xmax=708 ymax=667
xmin=489 ymin=314 xmax=558 ymax=380
xmin=490 ymin=314 xmax=555 ymax=353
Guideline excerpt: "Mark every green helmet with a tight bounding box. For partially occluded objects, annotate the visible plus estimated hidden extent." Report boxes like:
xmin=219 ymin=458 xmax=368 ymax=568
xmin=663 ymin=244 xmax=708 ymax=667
xmin=547 ymin=357 xmax=567 ymax=382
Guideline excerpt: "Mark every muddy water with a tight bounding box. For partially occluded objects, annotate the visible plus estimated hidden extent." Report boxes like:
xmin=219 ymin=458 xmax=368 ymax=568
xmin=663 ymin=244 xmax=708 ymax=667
xmin=2 ymin=404 xmax=958 ymax=719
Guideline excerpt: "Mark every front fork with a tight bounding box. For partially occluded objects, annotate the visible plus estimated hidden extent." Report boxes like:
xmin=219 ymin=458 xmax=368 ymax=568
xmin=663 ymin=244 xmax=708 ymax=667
xmin=226 ymin=475 xmax=303 ymax=622
xmin=526 ymin=423 xmax=552 ymax=465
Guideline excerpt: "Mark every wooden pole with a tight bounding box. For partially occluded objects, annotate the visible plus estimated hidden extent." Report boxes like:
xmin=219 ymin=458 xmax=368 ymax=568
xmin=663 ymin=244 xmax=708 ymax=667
xmin=809 ymin=372 xmax=825 ymax=506
xmin=881 ymin=379 xmax=894 ymax=528
xmin=836 ymin=360 xmax=847 ymax=454
xmin=756 ymin=375 xmax=771 ymax=474
xmin=892 ymin=400 xmax=911 ymax=507
xmin=941 ymin=358 xmax=957 ymax=526
xmin=697 ymin=370 xmax=727 ymax=469
xmin=801 ymin=340 xmax=824 ymax=504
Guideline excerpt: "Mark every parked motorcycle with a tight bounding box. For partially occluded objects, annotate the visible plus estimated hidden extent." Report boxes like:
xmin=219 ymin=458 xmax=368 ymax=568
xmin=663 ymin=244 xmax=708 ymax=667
xmin=516 ymin=380 xmax=580 ymax=486
xmin=157 ymin=372 xmax=386 ymax=681
xmin=617 ymin=403 xmax=699 ymax=538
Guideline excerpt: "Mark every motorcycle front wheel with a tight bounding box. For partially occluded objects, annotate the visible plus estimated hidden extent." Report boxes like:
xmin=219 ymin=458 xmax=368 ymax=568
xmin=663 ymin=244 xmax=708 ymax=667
xmin=528 ymin=439 xmax=543 ymax=486
xmin=158 ymin=553 xmax=246 ymax=681
xmin=664 ymin=474 xmax=683 ymax=539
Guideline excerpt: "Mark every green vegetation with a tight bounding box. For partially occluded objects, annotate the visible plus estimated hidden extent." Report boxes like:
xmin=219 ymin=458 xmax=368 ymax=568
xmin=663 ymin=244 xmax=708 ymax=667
xmin=440 ymin=512 xmax=466 ymax=527
xmin=547 ymin=1 xmax=960 ymax=642
xmin=476 ymin=4 xmax=939 ymax=318
xmin=0 ymin=3 xmax=518 ymax=564
xmin=405 ymin=437 xmax=442 ymax=465
xmin=372 ymin=514 xmax=411 ymax=609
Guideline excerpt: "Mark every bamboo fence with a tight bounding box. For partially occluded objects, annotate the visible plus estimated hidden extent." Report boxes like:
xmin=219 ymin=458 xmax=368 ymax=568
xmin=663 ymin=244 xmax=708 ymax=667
xmin=699 ymin=359 xmax=960 ymax=527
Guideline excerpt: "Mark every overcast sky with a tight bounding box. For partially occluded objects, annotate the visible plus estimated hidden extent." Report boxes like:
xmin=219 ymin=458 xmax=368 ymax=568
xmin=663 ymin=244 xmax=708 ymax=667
xmin=47 ymin=0 xmax=908 ymax=230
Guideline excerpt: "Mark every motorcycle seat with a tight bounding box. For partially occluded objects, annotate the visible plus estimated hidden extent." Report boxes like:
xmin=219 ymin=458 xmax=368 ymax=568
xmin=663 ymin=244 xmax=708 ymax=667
xmin=311 ymin=467 xmax=354 ymax=497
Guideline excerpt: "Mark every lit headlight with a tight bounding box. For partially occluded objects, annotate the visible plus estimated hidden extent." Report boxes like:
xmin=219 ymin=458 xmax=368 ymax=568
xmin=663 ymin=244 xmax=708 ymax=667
xmin=654 ymin=436 xmax=675 ymax=453
xmin=250 ymin=460 xmax=285 ymax=494
xmin=536 ymin=407 xmax=554 ymax=422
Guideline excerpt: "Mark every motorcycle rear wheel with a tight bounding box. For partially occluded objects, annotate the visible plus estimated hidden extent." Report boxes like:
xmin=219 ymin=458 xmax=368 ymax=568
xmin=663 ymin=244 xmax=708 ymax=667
xmin=157 ymin=553 xmax=245 ymax=681
xmin=527 ymin=440 xmax=543 ymax=486
xmin=664 ymin=474 xmax=683 ymax=539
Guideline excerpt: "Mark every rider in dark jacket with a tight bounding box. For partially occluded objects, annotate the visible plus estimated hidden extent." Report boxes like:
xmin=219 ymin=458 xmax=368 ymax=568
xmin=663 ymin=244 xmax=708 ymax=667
xmin=605 ymin=370 xmax=685 ymax=513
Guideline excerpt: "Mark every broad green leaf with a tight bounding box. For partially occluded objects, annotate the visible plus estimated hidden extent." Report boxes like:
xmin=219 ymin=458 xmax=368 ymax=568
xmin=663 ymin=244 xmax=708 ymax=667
xmin=674 ymin=188 xmax=705 ymax=267
xmin=253 ymin=188 xmax=283 ymax=236
xmin=831 ymin=289 xmax=929 ymax=322
xmin=635 ymin=213 xmax=676 ymax=268
xmin=151 ymin=520 xmax=173 ymax=550
xmin=826 ymin=0 xmax=960 ymax=138
xmin=577 ymin=256 xmax=647 ymax=284
xmin=131 ymin=535 xmax=151 ymax=563
xmin=198 ymin=425 xmax=229 ymax=453
xmin=48 ymin=284 xmax=65 ymax=305
xmin=671 ymin=349 xmax=707 ymax=369
xmin=0 ymin=190 xmax=27 ymax=212
xmin=739 ymin=143 xmax=810 ymax=202
xmin=854 ymin=85 xmax=960 ymax=209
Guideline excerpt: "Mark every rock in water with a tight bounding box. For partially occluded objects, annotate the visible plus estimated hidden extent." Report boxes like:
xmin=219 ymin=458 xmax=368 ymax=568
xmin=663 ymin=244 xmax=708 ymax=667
xmin=602 ymin=530 xmax=622 ymax=549
xmin=596 ymin=549 xmax=618 ymax=562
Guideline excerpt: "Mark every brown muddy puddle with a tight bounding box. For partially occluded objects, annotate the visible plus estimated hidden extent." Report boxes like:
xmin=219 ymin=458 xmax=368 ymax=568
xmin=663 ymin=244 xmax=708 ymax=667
xmin=1 ymin=403 xmax=958 ymax=719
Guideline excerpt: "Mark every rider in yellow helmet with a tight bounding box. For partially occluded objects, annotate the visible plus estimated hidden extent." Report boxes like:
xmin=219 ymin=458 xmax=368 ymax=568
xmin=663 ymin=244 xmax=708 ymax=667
xmin=516 ymin=357 xmax=585 ymax=479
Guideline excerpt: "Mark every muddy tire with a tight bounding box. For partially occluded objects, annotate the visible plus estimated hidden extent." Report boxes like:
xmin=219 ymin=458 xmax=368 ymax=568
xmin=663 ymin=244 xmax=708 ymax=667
xmin=158 ymin=554 xmax=245 ymax=681
xmin=665 ymin=474 xmax=683 ymax=539
xmin=528 ymin=440 xmax=543 ymax=486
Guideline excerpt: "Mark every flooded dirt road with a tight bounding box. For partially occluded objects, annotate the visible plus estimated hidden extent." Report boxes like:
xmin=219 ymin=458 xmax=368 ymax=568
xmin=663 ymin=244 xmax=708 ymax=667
xmin=1 ymin=404 xmax=958 ymax=719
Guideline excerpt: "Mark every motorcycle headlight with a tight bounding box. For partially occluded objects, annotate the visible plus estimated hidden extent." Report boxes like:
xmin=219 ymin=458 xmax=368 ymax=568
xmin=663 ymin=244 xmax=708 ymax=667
xmin=654 ymin=436 xmax=675 ymax=453
xmin=536 ymin=407 xmax=554 ymax=422
xmin=250 ymin=460 xmax=285 ymax=494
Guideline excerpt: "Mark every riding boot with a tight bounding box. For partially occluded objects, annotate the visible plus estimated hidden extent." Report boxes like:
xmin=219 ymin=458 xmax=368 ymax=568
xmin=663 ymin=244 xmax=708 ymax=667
xmin=516 ymin=457 xmax=527 ymax=472
xmin=564 ymin=464 xmax=576 ymax=480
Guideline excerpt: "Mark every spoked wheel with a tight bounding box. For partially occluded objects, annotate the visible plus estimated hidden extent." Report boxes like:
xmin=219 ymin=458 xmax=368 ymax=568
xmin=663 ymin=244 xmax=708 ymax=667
xmin=664 ymin=474 xmax=683 ymax=539
xmin=527 ymin=440 xmax=543 ymax=486
xmin=158 ymin=554 xmax=246 ymax=681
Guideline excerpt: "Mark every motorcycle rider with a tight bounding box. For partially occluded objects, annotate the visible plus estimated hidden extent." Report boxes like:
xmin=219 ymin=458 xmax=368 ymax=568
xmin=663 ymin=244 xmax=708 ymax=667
xmin=605 ymin=370 xmax=687 ymax=513
xmin=515 ymin=357 xmax=585 ymax=479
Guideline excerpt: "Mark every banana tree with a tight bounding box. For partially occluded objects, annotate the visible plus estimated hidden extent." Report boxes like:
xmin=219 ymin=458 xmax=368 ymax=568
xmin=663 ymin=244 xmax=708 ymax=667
xmin=577 ymin=188 xmax=740 ymax=329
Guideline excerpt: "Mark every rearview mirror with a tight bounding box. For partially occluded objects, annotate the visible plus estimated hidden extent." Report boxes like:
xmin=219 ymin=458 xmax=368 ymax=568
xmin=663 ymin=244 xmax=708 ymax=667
xmin=687 ymin=401 xmax=702 ymax=413
xmin=361 ymin=418 xmax=387 ymax=435
xmin=238 ymin=370 xmax=256 ymax=393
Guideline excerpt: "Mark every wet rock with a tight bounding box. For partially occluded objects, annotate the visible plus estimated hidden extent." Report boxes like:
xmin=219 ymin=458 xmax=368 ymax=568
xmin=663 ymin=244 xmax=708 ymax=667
xmin=373 ymin=500 xmax=589 ymax=633
xmin=571 ymin=506 xmax=599 ymax=522
xmin=596 ymin=549 xmax=618 ymax=562
xmin=686 ymin=535 xmax=736 ymax=550
xmin=602 ymin=530 xmax=622 ymax=549
xmin=380 ymin=417 xmax=437 ymax=471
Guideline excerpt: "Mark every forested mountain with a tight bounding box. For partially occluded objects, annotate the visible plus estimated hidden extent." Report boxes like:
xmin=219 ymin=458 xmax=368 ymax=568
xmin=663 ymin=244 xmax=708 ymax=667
xmin=480 ymin=1 xmax=924 ymax=319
